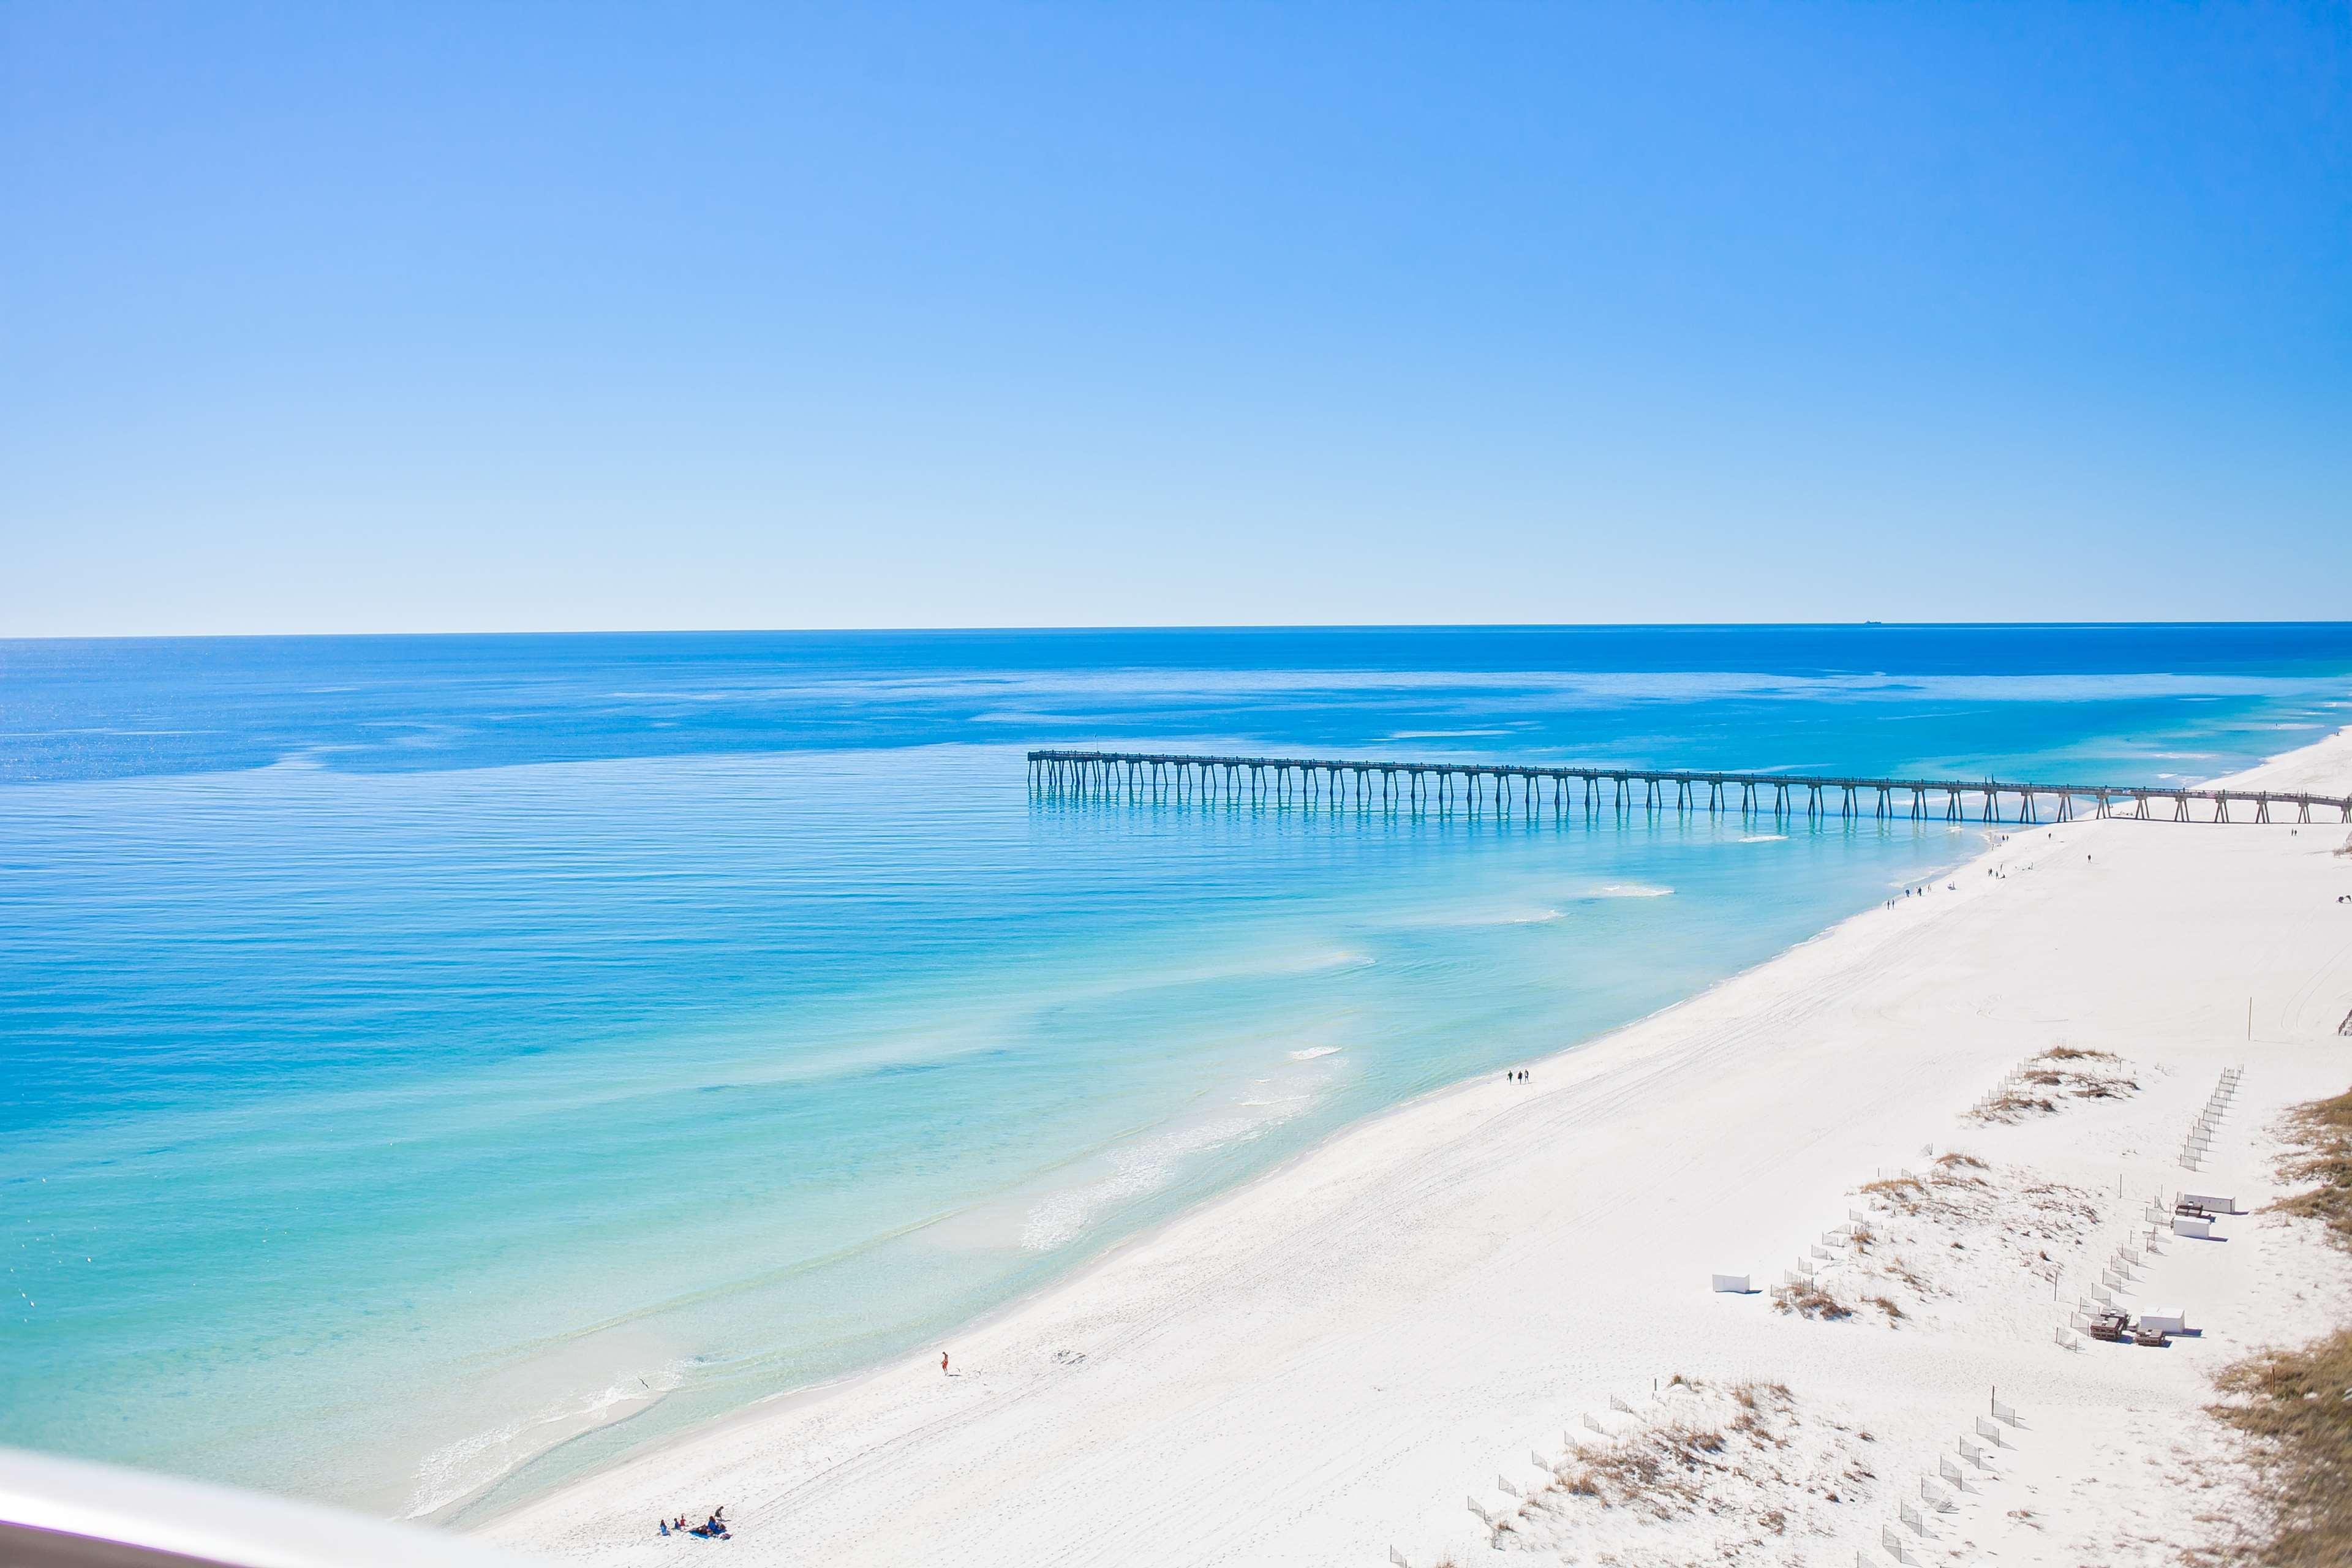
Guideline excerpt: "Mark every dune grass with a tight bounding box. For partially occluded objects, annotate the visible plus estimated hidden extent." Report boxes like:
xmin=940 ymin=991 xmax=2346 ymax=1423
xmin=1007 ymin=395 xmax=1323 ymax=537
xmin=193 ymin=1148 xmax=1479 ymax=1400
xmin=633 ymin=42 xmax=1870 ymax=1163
xmin=1969 ymin=1049 xmax=2138 ymax=1123
xmin=2201 ymin=1085 xmax=2352 ymax=1566
xmin=1769 ymin=1279 xmax=1851 ymax=1320
xmin=2208 ymin=1329 xmax=2352 ymax=1567
xmin=2268 ymin=1088 xmax=2352 ymax=1250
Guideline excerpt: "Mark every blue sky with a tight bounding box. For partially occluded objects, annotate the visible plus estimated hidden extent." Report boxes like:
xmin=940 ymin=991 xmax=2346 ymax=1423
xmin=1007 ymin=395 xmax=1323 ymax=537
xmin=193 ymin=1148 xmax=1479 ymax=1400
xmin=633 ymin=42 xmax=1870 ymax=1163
xmin=2 ymin=3 xmax=2346 ymax=635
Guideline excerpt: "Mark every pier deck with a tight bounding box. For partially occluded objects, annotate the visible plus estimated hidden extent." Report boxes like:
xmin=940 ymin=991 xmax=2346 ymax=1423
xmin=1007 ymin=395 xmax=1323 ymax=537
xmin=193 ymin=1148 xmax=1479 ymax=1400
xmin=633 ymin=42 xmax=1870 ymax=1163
xmin=1028 ymin=750 xmax=2352 ymax=826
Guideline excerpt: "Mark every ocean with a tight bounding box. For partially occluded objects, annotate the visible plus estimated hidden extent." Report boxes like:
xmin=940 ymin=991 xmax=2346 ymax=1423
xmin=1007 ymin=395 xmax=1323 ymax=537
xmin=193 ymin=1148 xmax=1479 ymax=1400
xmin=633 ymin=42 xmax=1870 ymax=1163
xmin=4 ymin=624 xmax=2349 ymax=1520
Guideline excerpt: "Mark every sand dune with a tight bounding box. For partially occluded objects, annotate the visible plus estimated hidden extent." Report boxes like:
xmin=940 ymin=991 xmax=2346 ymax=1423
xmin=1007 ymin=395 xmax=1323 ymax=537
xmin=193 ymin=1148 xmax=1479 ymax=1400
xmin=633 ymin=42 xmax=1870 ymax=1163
xmin=483 ymin=729 xmax=2352 ymax=1566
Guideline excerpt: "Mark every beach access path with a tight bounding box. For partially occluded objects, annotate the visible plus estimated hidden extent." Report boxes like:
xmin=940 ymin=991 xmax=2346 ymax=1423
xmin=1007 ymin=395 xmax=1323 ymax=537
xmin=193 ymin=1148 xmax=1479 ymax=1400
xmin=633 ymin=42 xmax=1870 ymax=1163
xmin=481 ymin=728 xmax=2352 ymax=1566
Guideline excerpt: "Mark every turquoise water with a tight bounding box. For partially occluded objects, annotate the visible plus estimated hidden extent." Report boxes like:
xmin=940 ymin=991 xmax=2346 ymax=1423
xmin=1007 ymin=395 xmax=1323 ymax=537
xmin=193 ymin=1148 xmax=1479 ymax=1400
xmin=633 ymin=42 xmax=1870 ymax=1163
xmin=4 ymin=626 xmax=2349 ymax=1518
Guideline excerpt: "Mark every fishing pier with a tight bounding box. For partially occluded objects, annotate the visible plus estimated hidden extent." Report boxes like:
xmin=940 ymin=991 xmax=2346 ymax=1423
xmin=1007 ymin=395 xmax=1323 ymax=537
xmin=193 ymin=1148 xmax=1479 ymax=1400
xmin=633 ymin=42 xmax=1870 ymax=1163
xmin=1028 ymin=750 xmax=2352 ymax=826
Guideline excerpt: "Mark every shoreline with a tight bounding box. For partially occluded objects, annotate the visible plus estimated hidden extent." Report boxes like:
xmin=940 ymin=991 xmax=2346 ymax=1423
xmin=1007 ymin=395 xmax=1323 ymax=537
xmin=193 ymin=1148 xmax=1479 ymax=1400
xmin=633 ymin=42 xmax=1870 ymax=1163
xmin=480 ymin=725 xmax=2352 ymax=1564
xmin=455 ymin=823 xmax=1992 ymax=1529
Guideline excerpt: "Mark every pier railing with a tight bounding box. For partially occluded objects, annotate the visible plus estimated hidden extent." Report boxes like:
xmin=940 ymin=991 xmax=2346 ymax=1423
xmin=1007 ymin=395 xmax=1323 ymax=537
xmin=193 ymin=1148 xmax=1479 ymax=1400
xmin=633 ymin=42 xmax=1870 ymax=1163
xmin=1027 ymin=750 xmax=2352 ymax=826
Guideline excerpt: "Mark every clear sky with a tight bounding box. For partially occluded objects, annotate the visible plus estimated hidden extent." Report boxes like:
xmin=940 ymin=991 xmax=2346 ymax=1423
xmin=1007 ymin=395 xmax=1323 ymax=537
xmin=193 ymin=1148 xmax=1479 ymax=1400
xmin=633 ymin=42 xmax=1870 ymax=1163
xmin=2 ymin=3 xmax=2346 ymax=636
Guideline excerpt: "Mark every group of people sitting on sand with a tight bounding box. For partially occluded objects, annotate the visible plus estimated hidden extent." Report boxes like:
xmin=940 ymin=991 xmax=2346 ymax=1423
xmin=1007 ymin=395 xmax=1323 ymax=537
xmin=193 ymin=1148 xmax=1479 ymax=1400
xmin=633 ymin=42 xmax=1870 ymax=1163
xmin=657 ymin=1504 xmax=728 ymax=1539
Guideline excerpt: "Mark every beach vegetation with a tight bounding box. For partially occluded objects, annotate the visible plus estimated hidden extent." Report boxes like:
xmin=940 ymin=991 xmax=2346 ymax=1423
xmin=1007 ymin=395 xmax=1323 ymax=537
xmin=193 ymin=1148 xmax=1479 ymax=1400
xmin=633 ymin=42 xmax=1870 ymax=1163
xmin=2206 ymin=1328 xmax=2352 ymax=1567
xmin=2194 ymin=1085 xmax=2352 ymax=1566
xmin=1839 ymin=1156 xmax=2097 ymax=1317
xmin=2268 ymin=1088 xmax=2352 ymax=1250
xmin=1859 ymin=1175 xmax=1924 ymax=1205
xmin=1551 ymin=1419 xmax=1734 ymax=1512
xmin=1498 ymin=1379 xmax=1866 ymax=1558
xmin=1971 ymin=1049 xmax=2139 ymax=1122
xmin=1727 ymin=1381 xmax=1792 ymax=1446
xmin=1882 ymin=1256 xmax=1928 ymax=1293
xmin=1979 ymin=1088 xmax=2060 ymax=1118
xmin=1770 ymin=1280 xmax=1852 ymax=1320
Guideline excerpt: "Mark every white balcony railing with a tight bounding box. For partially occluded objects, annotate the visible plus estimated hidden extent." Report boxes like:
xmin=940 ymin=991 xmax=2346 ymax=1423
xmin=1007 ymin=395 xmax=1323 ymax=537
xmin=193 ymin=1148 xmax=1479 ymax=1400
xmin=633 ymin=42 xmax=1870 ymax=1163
xmin=0 ymin=1446 xmax=530 ymax=1567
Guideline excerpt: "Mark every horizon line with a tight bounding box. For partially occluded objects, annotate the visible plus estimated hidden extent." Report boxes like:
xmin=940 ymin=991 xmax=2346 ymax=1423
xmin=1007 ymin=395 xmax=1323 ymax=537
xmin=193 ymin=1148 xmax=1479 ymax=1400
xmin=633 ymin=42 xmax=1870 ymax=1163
xmin=9 ymin=618 xmax=2352 ymax=646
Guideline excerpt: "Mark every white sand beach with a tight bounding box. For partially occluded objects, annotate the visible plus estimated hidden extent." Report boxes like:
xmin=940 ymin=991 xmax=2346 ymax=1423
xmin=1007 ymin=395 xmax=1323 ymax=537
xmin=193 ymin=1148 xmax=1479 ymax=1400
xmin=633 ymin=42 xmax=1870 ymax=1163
xmin=483 ymin=730 xmax=2352 ymax=1566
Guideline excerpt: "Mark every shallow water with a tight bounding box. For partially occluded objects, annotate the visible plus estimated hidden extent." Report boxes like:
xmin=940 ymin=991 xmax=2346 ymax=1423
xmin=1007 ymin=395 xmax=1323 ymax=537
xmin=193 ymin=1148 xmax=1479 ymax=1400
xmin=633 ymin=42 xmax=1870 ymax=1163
xmin=3 ymin=625 xmax=2348 ymax=1517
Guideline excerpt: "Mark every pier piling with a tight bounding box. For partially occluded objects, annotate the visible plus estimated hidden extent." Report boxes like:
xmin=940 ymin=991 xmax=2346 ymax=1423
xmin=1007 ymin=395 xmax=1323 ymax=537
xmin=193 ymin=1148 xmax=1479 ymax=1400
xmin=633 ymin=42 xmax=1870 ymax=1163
xmin=1024 ymin=751 xmax=2350 ymax=827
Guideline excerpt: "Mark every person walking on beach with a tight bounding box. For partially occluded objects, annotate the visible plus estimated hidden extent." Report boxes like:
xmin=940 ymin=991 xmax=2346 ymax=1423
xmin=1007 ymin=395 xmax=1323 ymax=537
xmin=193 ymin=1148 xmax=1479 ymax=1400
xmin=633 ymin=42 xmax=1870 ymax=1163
xmin=941 ymin=1351 xmax=950 ymax=1375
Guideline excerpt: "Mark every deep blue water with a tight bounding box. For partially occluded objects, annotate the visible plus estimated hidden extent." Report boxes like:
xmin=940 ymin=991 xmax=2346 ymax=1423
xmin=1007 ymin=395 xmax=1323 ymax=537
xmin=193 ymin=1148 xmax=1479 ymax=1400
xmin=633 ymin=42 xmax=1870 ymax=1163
xmin=4 ymin=625 xmax=2348 ymax=1517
